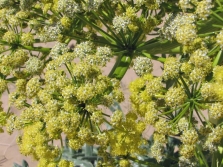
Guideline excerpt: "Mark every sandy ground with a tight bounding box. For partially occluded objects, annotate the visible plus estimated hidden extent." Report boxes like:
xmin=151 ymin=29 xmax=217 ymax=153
xmin=0 ymin=55 xmax=162 ymax=167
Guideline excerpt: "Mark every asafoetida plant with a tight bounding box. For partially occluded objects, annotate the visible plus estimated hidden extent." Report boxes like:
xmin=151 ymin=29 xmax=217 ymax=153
xmin=0 ymin=0 xmax=223 ymax=167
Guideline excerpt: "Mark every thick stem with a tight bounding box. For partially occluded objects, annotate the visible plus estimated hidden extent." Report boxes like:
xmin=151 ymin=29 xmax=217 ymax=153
xmin=137 ymin=39 xmax=181 ymax=55
xmin=19 ymin=45 xmax=51 ymax=53
xmin=108 ymin=52 xmax=133 ymax=80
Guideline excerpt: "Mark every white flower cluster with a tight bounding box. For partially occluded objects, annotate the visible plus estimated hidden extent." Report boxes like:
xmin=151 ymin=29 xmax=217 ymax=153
xmin=74 ymin=41 xmax=94 ymax=59
xmin=57 ymin=0 xmax=82 ymax=17
xmin=25 ymin=57 xmax=44 ymax=74
xmin=160 ymin=13 xmax=197 ymax=45
xmin=50 ymin=42 xmax=69 ymax=59
xmin=216 ymin=30 xmax=223 ymax=49
xmin=113 ymin=16 xmax=131 ymax=33
xmin=133 ymin=57 xmax=153 ymax=76
xmin=195 ymin=0 xmax=213 ymax=20
xmin=38 ymin=24 xmax=63 ymax=42
xmin=84 ymin=0 xmax=105 ymax=11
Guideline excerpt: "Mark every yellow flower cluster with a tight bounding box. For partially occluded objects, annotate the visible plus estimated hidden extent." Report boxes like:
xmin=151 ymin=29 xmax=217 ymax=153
xmin=7 ymin=53 xmax=124 ymax=165
xmin=163 ymin=57 xmax=181 ymax=80
xmin=1 ymin=0 xmax=223 ymax=166
xmin=108 ymin=111 xmax=147 ymax=157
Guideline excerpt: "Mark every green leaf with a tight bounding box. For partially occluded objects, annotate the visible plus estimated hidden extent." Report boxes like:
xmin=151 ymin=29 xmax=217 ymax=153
xmin=13 ymin=163 xmax=22 ymax=167
xmin=73 ymin=159 xmax=94 ymax=167
xmin=12 ymin=160 xmax=29 ymax=167
xmin=83 ymin=145 xmax=93 ymax=157
xmin=109 ymin=101 xmax=122 ymax=112
xmin=22 ymin=160 xmax=29 ymax=167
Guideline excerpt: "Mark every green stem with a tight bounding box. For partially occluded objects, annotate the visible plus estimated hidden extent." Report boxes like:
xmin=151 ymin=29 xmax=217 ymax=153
xmin=159 ymin=102 xmax=189 ymax=116
xmin=95 ymin=125 xmax=101 ymax=133
xmin=91 ymin=11 xmax=123 ymax=45
xmin=0 ymin=40 xmax=12 ymax=46
xmin=6 ymin=107 xmax=11 ymax=115
xmin=80 ymin=111 xmax=87 ymax=128
xmin=197 ymin=14 xmax=221 ymax=34
xmin=19 ymin=45 xmax=51 ymax=53
xmin=0 ymin=48 xmax=12 ymax=54
xmin=198 ymin=31 xmax=220 ymax=37
xmin=60 ymin=136 xmax=64 ymax=148
xmin=193 ymin=101 xmax=207 ymax=109
xmin=191 ymin=83 xmax=195 ymax=97
xmin=103 ymin=118 xmax=113 ymax=127
xmin=213 ymin=49 xmax=223 ymax=67
xmin=208 ymin=45 xmax=219 ymax=56
xmin=67 ymin=34 xmax=118 ymax=47
xmin=216 ymin=0 xmax=223 ymax=7
xmin=195 ymin=144 xmax=209 ymax=167
xmin=136 ymin=37 xmax=159 ymax=48
xmin=194 ymin=105 xmax=212 ymax=128
xmin=100 ymin=6 xmax=113 ymax=20
xmin=102 ymin=113 xmax=110 ymax=117
xmin=179 ymin=75 xmax=191 ymax=98
xmin=88 ymin=114 xmax=94 ymax=132
xmin=141 ymin=51 xmax=166 ymax=63
xmin=65 ymin=63 xmax=75 ymax=83
xmin=212 ymin=11 xmax=223 ymax=22
xmin=75 ymin=13 xmax=119 ymax=46
xmin=6 ymin=86 xmax=10 ymax=94
xmin=189 ymin=103 xmax=194 ymax=128
xmin=132 ymin=30 xmax=143 ymax=47
xmin=171 ymin=103 xmax=190 ymax=124
xmin=194 ymin=108 xmax=205 ymax=126
xmin=103 ymin=2 xmax=115 ymax=18
xmin=113 ymin=49 xmax=130 ymax=55
xmin=118 ymin=1 xmax=126 ymax=12
xmin=118 ymin=30 xmax=128 ymax=46
xmin=214 ymin=141 xmax=223 ymax=167
xmin=212 ymin=24 xmax=223 ymax=28
xmin=137 ymin=39 xmax=181 ymax=54
xmin=108 ymin=53 xmax=133 ymax=80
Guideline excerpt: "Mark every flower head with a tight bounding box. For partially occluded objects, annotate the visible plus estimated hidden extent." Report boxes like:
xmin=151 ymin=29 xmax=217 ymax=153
xmin=133 ymin=57 xmax=153 ymax=76
xmin=113 ymin=16 xmax=130 ymax=33
xmin=163 ymin=57 xmax=181 ymax=80
xmin=25 ymin=57 xmax=44 ymax=74
xmin=164 ymin=87 xmax=187 ymax=107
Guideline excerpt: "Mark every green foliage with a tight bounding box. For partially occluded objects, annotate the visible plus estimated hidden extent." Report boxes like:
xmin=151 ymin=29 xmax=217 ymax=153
xmin=62 ymin=137 xmax=97 ymax=167
xmin=13 ymin=160 xmax=29 ymax=167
